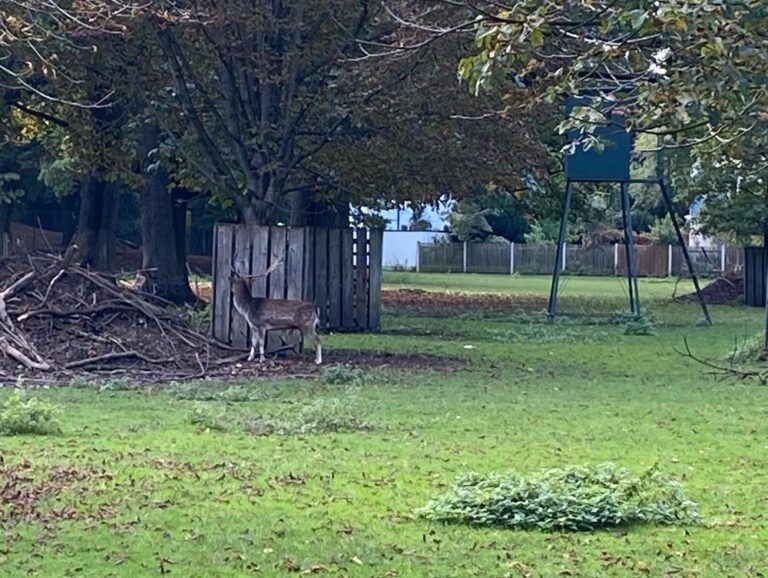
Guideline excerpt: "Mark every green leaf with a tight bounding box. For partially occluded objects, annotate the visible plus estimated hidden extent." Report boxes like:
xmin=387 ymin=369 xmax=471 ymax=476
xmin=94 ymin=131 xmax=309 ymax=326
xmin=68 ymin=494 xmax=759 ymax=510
xmin=631 ymin=10 xmax=647 ymax=30
xmin=529 ymin=27 xmax=544 ymax=48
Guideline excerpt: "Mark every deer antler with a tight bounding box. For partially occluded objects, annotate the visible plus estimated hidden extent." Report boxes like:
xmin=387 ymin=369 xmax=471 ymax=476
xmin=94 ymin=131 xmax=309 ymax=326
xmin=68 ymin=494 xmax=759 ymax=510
xmin=234 ymin=259 xmax=282 ymax=280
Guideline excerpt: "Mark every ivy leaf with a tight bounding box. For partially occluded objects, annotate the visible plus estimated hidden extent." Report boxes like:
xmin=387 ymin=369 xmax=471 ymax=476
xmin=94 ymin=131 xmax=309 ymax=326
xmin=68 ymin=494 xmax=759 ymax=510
xmin=631 ymin=10 xmax=647 ymax=30
xmin=529 ymin=27 xmax=544 ymax=48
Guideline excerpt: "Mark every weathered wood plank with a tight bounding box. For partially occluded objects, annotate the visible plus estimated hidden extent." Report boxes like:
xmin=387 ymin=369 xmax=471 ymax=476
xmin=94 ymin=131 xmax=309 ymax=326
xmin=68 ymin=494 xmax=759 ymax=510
xmin=266 ymin=226 xmax=288 ymax=353
xmin=286 ymin=227 xmax=305 ymax=300
xmin=327 ymin=228 xmax=342 ymax=328
xmin=230 ymin=226 xmax=252 ymax=348
xmin=211 ymin=223 xmax=219 ymax=337
xmin=341 ymin=228 xmax=355 ymax=330
xmin=302 ymin=227 xmax=315 ymax=303
xmin=314 ymin=228 xmax=329 ymax=327
xmin=354 ymin=229 xmax=368 ymax=330
xmin=368 ymin=228 xmax=383 ymax=330
xmin=249 ymin=225 xmax=270 ymax=298
xmin=268 ymin=226 xmax=287 ymax=299
xmin=284 ymin=227 xmax=305 ymax=354
xmin=212 ymin=224 xmax=234 ymax=344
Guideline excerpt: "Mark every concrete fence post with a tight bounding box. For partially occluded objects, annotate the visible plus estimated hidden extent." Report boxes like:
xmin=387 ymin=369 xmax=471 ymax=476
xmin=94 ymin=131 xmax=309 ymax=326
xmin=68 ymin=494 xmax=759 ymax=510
xmin=509 ymin=242 xmax=515 ymax=274
xmin=463 ymin=241 xmax=468 ymax=273
xmin=562 ymin=243 xmax=567 ymax=272
xmin=668 ymin=244 xmax=673 ymax=277
xmin=720 ymin=243 xmax=726 ymax=272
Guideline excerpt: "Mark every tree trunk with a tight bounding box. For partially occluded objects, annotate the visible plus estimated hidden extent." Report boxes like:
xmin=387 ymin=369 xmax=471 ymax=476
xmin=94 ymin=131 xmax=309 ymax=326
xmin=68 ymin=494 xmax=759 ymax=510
xmin=138 ymin=124 xmax=196 ymax=304
xmin=289 ymin=190 xmax=311 ymax=226
xmin=76 ymin=179 xmax=117 ymax=270
xmin=172 ymin=192 xmax=189 ymax=277
xmin=0 ymin=203 xmax=11 ymax=257
xmin=309 ymin=197 xmax=349 ymax=228
xmin=763 ymin=223 xmax=768 ymax=354
xmin=241 ymin=198 xmax=274 ymax=225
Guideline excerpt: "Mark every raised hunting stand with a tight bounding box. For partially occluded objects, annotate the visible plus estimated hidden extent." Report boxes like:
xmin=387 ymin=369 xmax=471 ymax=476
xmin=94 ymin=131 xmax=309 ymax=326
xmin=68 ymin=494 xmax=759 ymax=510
xmin=547 ymin=93 xmax=712 ymax=325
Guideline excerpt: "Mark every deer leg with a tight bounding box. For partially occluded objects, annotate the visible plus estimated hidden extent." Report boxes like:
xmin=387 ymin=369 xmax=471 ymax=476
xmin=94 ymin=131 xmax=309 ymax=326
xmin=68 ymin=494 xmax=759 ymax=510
xmin=257 ymin=328 xmax=266 ymax=363
xmin=248 ymin=328 xmax=259 ymax=362
xmin=308 ymin=325 xmax=322 ymax=365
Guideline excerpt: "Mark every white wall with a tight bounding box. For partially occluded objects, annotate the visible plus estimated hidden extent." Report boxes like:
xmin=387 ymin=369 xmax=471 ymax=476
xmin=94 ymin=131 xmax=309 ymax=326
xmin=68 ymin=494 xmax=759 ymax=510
xmin=383 ymin=231 xmax=450 ymax=269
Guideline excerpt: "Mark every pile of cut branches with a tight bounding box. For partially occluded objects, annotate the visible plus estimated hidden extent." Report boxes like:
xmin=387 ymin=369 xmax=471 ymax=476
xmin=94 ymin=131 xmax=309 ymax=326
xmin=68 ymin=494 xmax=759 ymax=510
xmin=0 ymin=250 xmax=252 ymax=384
xmin=675 ymin=272 xmax=744 ymax=304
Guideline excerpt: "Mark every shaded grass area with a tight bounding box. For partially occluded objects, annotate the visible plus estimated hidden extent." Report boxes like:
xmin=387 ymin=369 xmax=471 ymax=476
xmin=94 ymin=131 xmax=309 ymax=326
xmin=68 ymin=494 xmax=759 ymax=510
xmin=1 ymin=276 xmax=767 ymax=577
xmin=383 ymin=271 xmax=697 ymax=300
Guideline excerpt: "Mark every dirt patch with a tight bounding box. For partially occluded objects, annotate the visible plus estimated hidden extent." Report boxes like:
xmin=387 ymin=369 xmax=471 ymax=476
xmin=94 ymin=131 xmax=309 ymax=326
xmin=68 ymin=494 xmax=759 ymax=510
xmin=0 ymin=461 xmax=114 ymax=525
xmin=383 ymin=289 xmax=545 ymax=316
xmin=0 ymin=254 xmax=461 ymax=386
xmin=676 ymin=273 xmax=744 ymax=304
xmin=200 ymin=349 xmax=464 ymax=382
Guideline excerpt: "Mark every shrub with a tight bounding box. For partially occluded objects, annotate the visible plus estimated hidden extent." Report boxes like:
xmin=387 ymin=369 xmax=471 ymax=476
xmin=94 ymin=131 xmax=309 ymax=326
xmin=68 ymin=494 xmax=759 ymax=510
xmin=291 ymin=392 xmax=374 ymax=434
xmin=612 ymin=312 xmax=657 ymax=336
xmin=322 ymin=365 xmax=371 ymax=386
xmin=726 ymin=334 xmax=765 ymax=364
xmin=417 ymin=463 xmax=700 ymax=532
xmin=187 ymin=403 xmax=230 ymax=432
xmin=0 ymin=391 xmax=62 ymax=436
xmin=188 ymin=303 xmax=211 ymax=333
xmin=623 ymin=317 xmax=657 ymax=336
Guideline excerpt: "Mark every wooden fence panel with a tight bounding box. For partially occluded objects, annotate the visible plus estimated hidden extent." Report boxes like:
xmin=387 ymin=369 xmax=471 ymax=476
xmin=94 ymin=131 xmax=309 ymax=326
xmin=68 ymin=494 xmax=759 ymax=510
xmin=565 ymin=245 xmax=613 ymax=276
xmin=302 ymin=227 xmax=315 ymax=303
xmin=268 ymin=226 xmax=287 ymax=299
xmin=355 ymin=229 xmax=369 ymax=329
xmin=327 ymin=228 xmax=342 ymax=328
xmin=617 ymin=245 xmax=668 ymax=277
xmin=419 ymin=243 xmax=462 ymax=272
xmin=230 ymin=226 xmax=252 ymax=348
xmin=286 ymin=228 xmax=304 ymax=300
xmin=368 ymin=229 xmax=383 ymax=330
xmin=514 ymin=244 xmax=557 ymax=275
xmin=467 ymin=243 xmax=510 ymax=274
xmin=341 ymin=228 xmax=355 ymax=330
xmin=314 ymin=228 xmax=329 ymax=327
xmin=212 ymin=225 xmax=382 ymax=349
xmin=250 ymin=226 xmax=270 ymax=297
xmin=671 ymin=246 xmax=719 ymax=278
xmin=212 ymin=224 xmax=234 ymax=343
xmin=745 ymin=247 xmax=766 ymax=307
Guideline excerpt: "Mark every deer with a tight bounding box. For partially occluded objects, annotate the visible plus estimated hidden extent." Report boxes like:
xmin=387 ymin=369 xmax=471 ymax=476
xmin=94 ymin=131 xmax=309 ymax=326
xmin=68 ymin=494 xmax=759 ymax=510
xmin=229 ymin=261 xmax=322 ymax=365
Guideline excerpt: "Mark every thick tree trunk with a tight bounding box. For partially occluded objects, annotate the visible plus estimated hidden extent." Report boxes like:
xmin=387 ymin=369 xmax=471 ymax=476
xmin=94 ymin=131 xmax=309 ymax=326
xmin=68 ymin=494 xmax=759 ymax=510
xmin=241 ymin=198 xmax=274 ymax=226
xmin=289 ymin=190 xmax=311 ymax=226
xmin=76 ymin=179 xmax=117 ymax=270
xmin=309 ymin=198 xmax=350 ymax=228
xmin=138 ymin=124 xmax=196 ymax=304
xmin=763 ymin=224 xmax=768 ymax=354
xmin=172 ymin=192 xmax=188 ymax=277
xmin=0 ymin=203 xmax=11 ymax=257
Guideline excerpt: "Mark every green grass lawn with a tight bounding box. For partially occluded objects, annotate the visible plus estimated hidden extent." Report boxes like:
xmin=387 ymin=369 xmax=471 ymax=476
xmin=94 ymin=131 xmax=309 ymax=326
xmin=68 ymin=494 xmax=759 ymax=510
xmin=383 ymin=271 xmax=697 ymax=301
xmin=2 ymin=274 xmax=767 ymax=577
